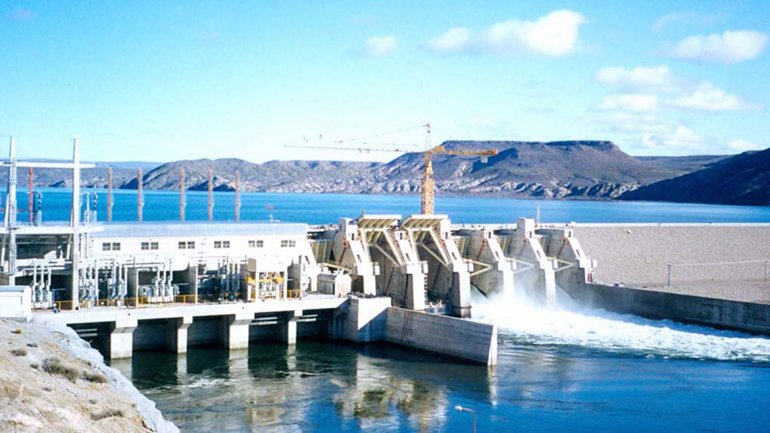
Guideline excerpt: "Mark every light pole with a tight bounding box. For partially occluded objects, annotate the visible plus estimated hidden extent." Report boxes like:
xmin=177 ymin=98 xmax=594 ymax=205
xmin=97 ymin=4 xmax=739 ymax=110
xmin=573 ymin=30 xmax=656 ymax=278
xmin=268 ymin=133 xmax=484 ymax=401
xmin=454 ymin=405 xmax=476 ymax=433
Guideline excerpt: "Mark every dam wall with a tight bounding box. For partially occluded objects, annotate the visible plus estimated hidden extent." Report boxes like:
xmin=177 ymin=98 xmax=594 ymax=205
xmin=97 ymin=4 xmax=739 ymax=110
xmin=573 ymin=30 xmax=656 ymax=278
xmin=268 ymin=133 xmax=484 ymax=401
xmin=569 ymin=283 xmax=770 ymax=336
xmin=330 ymin=297 xmax=497 ymax=365
xmin=384 ymin=307 xmax=497 ymax=365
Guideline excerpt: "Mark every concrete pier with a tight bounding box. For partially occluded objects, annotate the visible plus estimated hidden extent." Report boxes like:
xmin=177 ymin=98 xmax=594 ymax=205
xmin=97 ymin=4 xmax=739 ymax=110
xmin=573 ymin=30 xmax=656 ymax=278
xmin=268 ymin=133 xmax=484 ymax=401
xmin=282 ymin=309 xmax=301 ymax=345
xmin=110 ymin=317 xmax=137 ymax=359
xmin=169 ymin=316 xmax=192 ymax=353
xmin=225 ymin=312 xmax=252 ymax=350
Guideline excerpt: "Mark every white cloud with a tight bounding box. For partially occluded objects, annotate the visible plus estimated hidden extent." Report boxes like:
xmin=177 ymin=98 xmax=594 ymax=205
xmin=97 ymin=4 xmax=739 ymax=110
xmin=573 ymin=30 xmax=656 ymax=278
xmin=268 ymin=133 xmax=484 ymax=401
xmin=670 ymin=83 xmax=762 ymax=112
xmin=641 ymin=125 xmax=703 ymax=151
xmin=599 ymin=112 xmax=669 ymax=134
xmin=728 ymin=139 xmax=765 ymax=152
xmin=670 ymin=30 xmax=768 ymax=64
xmin=484 ymin=10 xmax=586 ymax=56
xmin=599 ymin=94 xmax=660 ymax=113
xmin=652 ymin=12 xmax=723 ymax=33
xmin=427 ymin=27 xmax=471 ymax=52
xmin=595 ymin=65 xmax=762 ymax=113
xmin=365 ymin=35 xmax=398 ymax=57
xmin=595 ymin=66 xmax=675 ymax=92
xmin=425 ymin=10 xmax=586 ymax=57
xmin=653 ymin=12 xmax=694 ymax=33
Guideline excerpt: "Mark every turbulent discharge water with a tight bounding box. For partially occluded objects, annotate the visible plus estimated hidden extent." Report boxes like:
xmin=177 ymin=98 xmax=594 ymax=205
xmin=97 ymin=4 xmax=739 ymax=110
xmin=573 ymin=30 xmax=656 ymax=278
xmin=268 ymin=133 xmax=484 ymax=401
xmin=472 ymin=289 xmax=770 ymax=363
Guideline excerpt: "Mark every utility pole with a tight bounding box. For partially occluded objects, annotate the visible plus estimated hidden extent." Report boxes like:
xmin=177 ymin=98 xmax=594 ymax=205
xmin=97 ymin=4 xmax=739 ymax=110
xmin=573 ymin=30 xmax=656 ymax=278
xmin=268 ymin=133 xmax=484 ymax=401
xmin=179 ymin=168 xmax=185 ymax=222
xmin=137 ymin=168 xmax=143 ymax=222
xmin=234 ymin=170 xmax=240 ymax=222
xmin=107 ymin=167 xmax=113 ymax=222
xmin=208 ymin=169 xmax=214 ymax=222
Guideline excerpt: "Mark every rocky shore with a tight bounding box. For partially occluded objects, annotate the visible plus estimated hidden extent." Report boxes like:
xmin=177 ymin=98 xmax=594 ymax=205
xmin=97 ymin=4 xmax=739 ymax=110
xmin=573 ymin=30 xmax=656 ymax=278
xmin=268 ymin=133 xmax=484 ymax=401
xmin=0 ymin=317 xmax=178 ymax=433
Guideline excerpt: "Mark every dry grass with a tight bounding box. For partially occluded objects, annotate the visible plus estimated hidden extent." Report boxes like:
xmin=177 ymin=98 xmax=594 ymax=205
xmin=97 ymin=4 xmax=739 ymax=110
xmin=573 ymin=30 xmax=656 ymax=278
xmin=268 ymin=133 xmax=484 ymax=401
xmin=10 ymin=348 xmax=27 ymax=357
xmin=90 ymin=408 xmax=124 ymax=421
xmin=42 ymin=357 xmax=81 ymax=383
xmin=82 ymin=370 xmax=108 ymax=384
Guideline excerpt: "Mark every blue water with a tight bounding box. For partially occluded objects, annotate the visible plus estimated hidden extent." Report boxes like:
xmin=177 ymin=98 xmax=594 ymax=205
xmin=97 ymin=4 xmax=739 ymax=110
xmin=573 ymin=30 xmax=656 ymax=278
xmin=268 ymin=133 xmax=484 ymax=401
xmin=23 ymin=188 xmax=768 ymax=432
xmin=11 ymin=188 xmax=770 ymax=224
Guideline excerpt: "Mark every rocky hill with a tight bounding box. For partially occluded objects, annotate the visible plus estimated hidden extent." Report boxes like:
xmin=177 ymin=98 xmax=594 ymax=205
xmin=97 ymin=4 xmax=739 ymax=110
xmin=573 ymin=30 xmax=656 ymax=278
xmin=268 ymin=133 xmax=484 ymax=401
xmin=620 ymin=148 xmax=770 ymax=206
xmin=0 ymin=141 xmax=740 ymax=201
xmin=0 ymin=318 xmax=177 ymax=433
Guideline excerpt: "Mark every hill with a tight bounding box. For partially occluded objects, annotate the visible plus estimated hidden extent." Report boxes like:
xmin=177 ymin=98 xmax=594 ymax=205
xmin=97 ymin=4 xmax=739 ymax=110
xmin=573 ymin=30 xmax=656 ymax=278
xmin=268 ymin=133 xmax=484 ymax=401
xmin=620 ymin=149 xmax=770 ymax=206
xmin=366 ymin=141 xmax=682 ymax=198
xmin=0 ymin=141 xmax=739 ymax=202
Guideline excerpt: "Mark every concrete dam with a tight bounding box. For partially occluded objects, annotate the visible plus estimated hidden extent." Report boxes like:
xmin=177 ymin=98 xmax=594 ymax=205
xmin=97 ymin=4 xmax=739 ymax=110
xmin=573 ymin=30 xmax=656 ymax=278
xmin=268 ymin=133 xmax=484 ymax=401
xmin=2 ymin=138 xmax=769 ymax=370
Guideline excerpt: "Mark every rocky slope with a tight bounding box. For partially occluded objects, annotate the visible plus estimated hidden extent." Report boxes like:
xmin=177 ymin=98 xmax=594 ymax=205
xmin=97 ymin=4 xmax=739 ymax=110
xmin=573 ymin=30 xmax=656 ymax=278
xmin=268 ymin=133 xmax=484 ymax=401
xmin=364 ymin=140 xmax=681 ymax=198
xmin=620 ymin=148 xmax=770 ymax=206
xmin=0 ymin=318 xmax=177 ymax=433
xmin=3 ymin=141 xmax=736 ymax=200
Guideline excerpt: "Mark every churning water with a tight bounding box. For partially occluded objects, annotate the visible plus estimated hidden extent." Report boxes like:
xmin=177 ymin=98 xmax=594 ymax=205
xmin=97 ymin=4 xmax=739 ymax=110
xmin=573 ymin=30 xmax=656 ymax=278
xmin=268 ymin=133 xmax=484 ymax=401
xmin=473 ymin=289 xmax=770 ymax=363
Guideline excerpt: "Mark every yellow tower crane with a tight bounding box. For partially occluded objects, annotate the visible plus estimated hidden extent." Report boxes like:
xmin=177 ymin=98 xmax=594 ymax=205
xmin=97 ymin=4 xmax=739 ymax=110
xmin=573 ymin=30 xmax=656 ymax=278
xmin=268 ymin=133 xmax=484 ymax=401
xmin=286 ymin=124 xmax=498 ymax=215
xmin=418 ymin=124 xmax=498 ymax=214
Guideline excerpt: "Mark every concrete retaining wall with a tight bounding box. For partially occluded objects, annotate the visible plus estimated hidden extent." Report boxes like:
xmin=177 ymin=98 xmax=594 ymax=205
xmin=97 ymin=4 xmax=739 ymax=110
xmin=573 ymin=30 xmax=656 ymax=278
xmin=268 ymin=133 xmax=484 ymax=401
xmin=569 ymin=283 xmax=770 ymax=335
xmin=384 ymin=307 xmax=497 ymax=365
xmin=332 ymin=297 xmax=390 ymax=343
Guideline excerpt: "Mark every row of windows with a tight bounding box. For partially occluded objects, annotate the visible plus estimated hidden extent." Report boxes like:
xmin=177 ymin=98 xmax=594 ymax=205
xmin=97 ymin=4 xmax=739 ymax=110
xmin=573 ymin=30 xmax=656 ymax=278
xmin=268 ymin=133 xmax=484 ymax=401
xmin=178 ymin=241 xmax=196 ymax=250
xmin=102 ymin=239 xmax=299 ymax=252
xmin=102 ymin=242 xmax=121 ymax=251
xmin=214 ymin=240 xmax=231 ymax=249
xmin=141 ymin=242 xmax=159 ymax=250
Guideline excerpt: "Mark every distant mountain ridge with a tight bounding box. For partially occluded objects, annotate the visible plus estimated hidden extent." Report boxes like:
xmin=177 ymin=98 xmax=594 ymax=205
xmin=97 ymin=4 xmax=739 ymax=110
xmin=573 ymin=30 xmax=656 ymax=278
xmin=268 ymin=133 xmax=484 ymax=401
xmin=1 ymin=140 xmax=757 ymax=204
xmin=620 ymin=149 xmax=770 ymax=206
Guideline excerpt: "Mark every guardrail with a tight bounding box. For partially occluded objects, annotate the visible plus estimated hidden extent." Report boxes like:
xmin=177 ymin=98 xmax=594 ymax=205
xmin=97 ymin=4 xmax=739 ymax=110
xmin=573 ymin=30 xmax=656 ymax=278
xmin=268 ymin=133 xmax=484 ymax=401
xmin=667 ymin=259 xmax=769 ymax=287
xmin=36 ymin=291 xmax=307 ymax=311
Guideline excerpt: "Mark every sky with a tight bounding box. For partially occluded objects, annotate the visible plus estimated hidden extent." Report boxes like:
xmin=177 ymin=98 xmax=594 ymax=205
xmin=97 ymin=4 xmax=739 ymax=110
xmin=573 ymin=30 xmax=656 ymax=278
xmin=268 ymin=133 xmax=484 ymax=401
xmin=1 ymin=0 xmax=769 ymax=163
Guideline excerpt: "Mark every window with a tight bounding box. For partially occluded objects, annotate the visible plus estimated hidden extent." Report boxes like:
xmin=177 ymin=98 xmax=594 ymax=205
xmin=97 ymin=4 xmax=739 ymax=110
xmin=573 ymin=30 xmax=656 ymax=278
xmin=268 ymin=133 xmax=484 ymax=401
xmin=222 ymin=241 xmax=230 ymax=249
xmin=141 ymin=242 xmax=150 ymax=250
xmin=249 ymin=239 xmax=264 ymax=248
xmin=102 ymin=243 xmax=111 ymax=251
xmin=256 ymin=240 xmax=263 ymax=248
xmin=248 ymin=240 xmax=256 ymax=248
xmin=280 ymin=239 xmax=296 ymax=248
xmin=187 ymin=241 xmax=195 ymax=249
xmin=214 ymin=241 xmax=222 ymax=249
xmin=111 ymin=242 xmax=121 ymax=251
xmin=150 ymin=242 xmax=159 ymax=250
xmin=178 ymin=241 xmax=186 ymax=250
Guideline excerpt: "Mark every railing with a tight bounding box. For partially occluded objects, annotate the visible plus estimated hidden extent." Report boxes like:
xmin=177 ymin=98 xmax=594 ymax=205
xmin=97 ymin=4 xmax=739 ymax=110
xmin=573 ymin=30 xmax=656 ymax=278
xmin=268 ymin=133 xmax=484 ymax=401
xmin=666 ymin=259 xmax=769 ymax=287
xmin=175 ymin=294 xmax=199 ymax=304
xmin=37 ymin=290 xmax=307 ymax=312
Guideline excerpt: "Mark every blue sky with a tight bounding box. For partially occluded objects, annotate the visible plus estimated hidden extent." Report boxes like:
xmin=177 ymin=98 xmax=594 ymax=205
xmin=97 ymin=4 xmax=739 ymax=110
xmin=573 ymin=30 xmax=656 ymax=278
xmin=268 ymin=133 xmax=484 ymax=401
xmin=1 ymin=1 xmax=769 ymax=162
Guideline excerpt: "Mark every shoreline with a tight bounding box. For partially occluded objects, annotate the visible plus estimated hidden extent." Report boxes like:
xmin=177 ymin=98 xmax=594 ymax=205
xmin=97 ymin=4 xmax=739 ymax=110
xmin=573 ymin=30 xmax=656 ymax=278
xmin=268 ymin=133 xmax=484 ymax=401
xmin=0 ymin=317 xmax=178 ymax=433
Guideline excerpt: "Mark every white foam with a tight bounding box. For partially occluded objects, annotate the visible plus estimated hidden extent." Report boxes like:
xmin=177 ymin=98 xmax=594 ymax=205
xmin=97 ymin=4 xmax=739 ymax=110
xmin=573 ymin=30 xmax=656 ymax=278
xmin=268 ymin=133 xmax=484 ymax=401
xmin=473 ymin=289 xmax=770 ymax=362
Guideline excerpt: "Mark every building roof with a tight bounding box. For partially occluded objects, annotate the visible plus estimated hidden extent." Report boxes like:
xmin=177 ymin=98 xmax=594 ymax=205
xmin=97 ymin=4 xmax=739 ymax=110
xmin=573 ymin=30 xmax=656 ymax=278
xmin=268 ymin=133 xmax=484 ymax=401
xmin=91 ymin=222 xmax=308 ymax=238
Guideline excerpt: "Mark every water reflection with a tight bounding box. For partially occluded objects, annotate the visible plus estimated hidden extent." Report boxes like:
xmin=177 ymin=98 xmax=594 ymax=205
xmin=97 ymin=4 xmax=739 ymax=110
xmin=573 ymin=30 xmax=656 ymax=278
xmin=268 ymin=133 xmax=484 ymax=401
xmin=112 ymin=335 xmax=770 ymax=433
xmin=332 ymin=351 xmax=450 ymax=432
xmin=113 ymin=341 xmax=493 ymax=432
